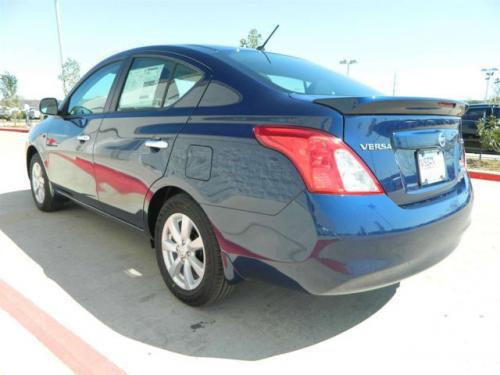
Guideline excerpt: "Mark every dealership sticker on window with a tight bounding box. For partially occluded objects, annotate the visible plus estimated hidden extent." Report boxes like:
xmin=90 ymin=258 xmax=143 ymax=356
xmin=120 ymin=64 xmax=163 ymax=108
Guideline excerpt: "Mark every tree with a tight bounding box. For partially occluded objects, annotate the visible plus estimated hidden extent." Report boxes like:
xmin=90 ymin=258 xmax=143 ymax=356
xmin=58 ymin=58 xmax=81 ymax=96
xmin=239 ymin=29 xmax=262 ymax=49
xmin=477 ymin=114 xmax=500 ymax=155
xmin=0 ymin=72 xmax=19 ymax=107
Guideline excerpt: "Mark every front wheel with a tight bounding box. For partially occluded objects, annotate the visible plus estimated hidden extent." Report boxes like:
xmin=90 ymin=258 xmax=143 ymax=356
xmin=155 ymin=193 xmax=233 ymax=306
xmin=29 ymin=153 xmax=65 ymax=212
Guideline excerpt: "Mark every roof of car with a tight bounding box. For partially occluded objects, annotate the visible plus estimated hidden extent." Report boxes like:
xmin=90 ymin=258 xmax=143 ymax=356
xmin=96 ymin=44 xmax=267 ymax=73
xmin=105 ymin=44 xmax=241 ymax=60
xmin=467 ymin=103 xmax=499 ymax=107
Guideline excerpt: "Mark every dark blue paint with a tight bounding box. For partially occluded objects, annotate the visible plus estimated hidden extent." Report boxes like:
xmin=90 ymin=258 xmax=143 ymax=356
xmin=344 ymin=115 xmax=463 ymax=205
xmin=28 ymin=45 xmax=473 ymax=296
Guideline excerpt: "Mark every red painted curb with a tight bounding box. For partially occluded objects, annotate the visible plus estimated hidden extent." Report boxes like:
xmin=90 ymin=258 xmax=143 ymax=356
xmin=0 ymin=279 xmax=126 ymax=375
xmin=0 ymin=128 xmax=29 ymax=133
xmin=468 ymin=170 xmax=500 ymax=182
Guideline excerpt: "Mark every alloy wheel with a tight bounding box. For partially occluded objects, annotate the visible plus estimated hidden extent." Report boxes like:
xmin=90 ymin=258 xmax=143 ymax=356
xmin=161 ymin=213 xmax=206 ymax=290
xmin=31 ymin=162 xmax=46 ymax=204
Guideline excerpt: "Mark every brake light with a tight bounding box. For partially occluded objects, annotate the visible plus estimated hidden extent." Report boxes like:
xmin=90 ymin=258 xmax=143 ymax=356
xmin=459 ymin=138 xmax=466 ymax=169
xmin=254 ymin=125 xmax=383 ymax=195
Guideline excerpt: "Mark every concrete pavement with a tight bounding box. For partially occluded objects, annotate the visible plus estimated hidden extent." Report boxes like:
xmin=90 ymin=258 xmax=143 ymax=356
xmin=0 ymin=131 xmax=499 ymax=374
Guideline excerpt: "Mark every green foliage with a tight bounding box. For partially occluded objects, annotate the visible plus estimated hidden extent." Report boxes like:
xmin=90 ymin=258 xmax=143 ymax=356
xmin=239 ymin=29 xmax=262 ymax=49
xmin=0 ymin=72 xmax=19 ymax=107
xmin=58 ymin=58 xmax=81 ymax=96
xmin=477 ymin=114 xmax=500 ymax=152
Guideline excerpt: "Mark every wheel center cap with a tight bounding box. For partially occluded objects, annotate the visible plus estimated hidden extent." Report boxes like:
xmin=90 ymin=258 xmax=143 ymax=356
xmin=178 ymin=245 xmax=188 ymax=257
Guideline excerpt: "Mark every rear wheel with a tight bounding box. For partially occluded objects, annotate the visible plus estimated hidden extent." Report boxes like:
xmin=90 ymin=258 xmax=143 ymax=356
xmin=155 ymin=193 xmax=233 ymax=306
xmin=29 ymin=153 xmax=65 ymax=212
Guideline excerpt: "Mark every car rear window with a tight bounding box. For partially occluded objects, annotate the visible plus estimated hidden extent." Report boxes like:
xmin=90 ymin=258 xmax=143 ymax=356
xmin=219 ymin=49 xmax=381 ymax=96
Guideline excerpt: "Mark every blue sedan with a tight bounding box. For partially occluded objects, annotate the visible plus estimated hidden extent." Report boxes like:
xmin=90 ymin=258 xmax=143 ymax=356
xmin=27 ymin=45 xmax=472 ymax=305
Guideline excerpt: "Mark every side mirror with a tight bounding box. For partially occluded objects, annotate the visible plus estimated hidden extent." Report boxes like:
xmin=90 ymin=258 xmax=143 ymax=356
xmin=39 ymin=97 xmax=59 ymax=116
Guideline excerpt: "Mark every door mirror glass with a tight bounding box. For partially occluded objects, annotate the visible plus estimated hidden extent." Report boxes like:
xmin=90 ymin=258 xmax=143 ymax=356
xmin=39 ymin=97 xmax=59 ymax=115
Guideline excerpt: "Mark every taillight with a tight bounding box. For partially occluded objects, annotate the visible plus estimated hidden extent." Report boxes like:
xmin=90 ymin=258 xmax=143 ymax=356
xmin=254 ymin=125 xmax=383 ymax=195
xmin=459 ymin=138 xmax=466 ymax=169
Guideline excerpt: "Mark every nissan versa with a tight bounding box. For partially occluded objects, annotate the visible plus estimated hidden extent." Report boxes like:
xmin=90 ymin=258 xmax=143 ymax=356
xmin=27 ymin=45 xmax=473 ymax=306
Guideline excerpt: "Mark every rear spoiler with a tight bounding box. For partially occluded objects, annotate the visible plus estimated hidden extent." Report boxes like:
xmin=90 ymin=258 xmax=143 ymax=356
xmin=313 ymin=96 xmax=468 ymax=117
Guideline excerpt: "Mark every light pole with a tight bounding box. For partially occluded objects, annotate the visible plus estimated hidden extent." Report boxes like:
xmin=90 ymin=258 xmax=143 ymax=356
xmin=392 ymin=72 xmax=397 ymax=96
xmin=494 ymin=78 xmax=500 ymax=104
xmin=339 ymin=59 xmax=357 ymax=76
xmin=54 ymin=0 xmax=65 ymax=95
xmin=481 ymin=67 xmax=498 ymax=101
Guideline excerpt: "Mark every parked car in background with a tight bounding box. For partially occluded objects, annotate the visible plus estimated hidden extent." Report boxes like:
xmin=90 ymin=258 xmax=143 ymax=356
xmin=462 ymin=104 xmax=500 ymax=152
xmin=28 ymin=108 xmax=41 ymax=119
xmin=0 ymin=107 xmax=22 ymax=120
xmin=27 ymin=45 xmax=472 ymax=306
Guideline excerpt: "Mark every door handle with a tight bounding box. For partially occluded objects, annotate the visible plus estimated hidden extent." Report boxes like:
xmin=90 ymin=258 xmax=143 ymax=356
xmin=145 ymin=139 xmax=168 ymax=149
xmin=77 ymin=134 xmax=90 ymax=142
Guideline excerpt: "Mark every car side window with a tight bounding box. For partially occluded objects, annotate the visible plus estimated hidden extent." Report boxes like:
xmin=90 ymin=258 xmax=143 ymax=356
xmin=67 ymin=62 xmax=121 ymax=116
xmin=164 ymin=63 xmax=203 ymax=107
xmin=118 ymin=58 xmax=175 ymax=111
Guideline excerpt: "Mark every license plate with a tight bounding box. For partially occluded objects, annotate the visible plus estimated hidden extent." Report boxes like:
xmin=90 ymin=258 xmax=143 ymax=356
xmin=417 ymin=149 xmax=446 ymax=186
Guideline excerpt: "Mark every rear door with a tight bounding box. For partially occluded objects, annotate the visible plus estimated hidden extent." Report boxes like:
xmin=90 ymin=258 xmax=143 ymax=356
xmin=46 ymin=61 xmax=122 ymax=202
xmin=93 ymin=54 xmax=206 ymax=226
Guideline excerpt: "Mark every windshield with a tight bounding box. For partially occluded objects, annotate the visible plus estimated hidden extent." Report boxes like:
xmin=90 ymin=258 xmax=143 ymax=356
xmin=219 ymin=49 xmax=381 ymax=96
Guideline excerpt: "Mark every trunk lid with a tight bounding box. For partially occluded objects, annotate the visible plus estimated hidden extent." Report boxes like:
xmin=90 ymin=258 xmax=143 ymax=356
xmin=314 ymin=96 xmax=468 ymax=206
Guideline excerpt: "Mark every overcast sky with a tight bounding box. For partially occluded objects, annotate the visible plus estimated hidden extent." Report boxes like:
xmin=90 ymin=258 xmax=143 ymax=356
xmin=1 ymin=0 xmax=499 ymax=101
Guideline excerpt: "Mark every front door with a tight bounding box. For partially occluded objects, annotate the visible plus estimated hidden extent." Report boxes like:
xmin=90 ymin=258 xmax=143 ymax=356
xmin=46 ymin=61 xmax=122 ymax=203
xmin=93 ymin=55 xmax=206 ymax=226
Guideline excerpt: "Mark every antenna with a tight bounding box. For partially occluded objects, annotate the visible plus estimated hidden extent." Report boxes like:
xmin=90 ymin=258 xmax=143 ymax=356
xmin=257 ymin=25 xmax=280 ymax=51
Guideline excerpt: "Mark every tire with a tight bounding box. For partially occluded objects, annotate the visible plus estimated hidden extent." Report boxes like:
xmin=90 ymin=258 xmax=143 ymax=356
xmin=155 ymin=193 xmax=233 ymax=306
xmin=29 ymin=153 xmax=66 ymax=212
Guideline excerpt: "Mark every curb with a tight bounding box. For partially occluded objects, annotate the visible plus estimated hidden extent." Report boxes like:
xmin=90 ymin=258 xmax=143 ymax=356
xmin=0 ymin=279 xmax=126 ymax=375
xmin=468 ymin=170 xmax=500 ymax=182
xmin=0 ymin=128 xmax=29 ymax=133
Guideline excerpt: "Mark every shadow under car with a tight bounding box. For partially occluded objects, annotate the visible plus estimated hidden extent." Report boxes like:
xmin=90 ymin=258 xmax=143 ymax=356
xmin=0 ymin=189 xmax=397 ymax=360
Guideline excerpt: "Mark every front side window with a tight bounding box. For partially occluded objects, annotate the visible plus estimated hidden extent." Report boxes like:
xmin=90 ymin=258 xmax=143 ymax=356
xmin=118 ymin=58 xmax=175 ymax=111
xmin=67 ymin=62 xmax=120 ymax=115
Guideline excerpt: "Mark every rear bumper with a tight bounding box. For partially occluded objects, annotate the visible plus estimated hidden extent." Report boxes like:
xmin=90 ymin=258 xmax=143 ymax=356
xmin=279 ymin=193 xmax=471 ymax=295
xmin=210 ymin=175 xmax=473 ymax=295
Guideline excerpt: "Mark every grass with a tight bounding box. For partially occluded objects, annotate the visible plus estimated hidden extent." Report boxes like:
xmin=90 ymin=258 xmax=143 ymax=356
xmin=467 ymin=158 xmax=500 ymax=173
xmin=0 ymin=119 xmax=41 ymax=128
